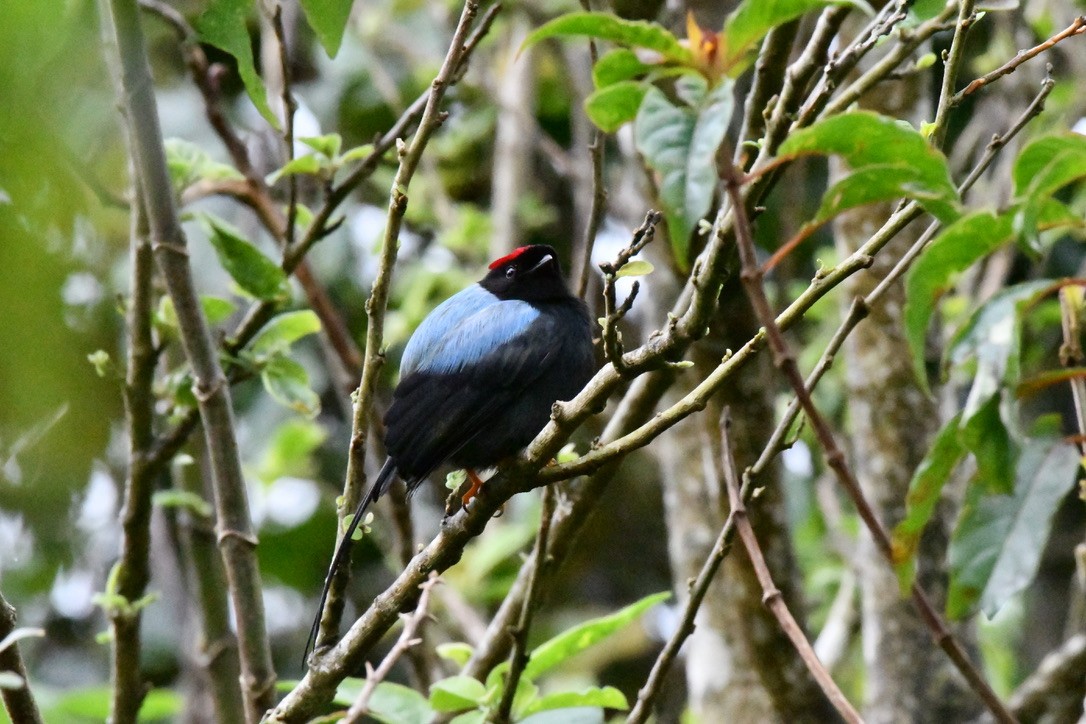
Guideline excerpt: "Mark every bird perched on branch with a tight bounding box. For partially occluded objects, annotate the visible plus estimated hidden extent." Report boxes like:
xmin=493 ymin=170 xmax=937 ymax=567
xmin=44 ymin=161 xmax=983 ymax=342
xmin=306 ymin=244 xmax=594 ymax=661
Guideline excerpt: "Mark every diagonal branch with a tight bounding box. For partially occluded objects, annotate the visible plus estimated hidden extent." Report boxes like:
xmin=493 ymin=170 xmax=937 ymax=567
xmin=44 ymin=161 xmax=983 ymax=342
xmin=0 ymin=591 xmax=44 ymax=724
xmin=720 ymin=152 xmax=1017 ymax=724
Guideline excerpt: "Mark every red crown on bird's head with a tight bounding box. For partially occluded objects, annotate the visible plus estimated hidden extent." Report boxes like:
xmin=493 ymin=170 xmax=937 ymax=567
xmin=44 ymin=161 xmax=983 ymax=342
xmin=488 ymin=246 xmax=532 ymax=270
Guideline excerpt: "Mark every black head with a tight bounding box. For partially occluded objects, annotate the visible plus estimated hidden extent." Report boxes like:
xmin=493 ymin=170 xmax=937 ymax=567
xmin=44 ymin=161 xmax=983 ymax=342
xmin=479 ymin=245 xmax=570 ymax=302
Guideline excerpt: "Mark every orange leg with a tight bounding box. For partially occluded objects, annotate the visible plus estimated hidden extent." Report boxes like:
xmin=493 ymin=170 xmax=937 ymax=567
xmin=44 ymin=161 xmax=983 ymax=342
xmin=462 ymin=469 xmax=485 ymax=507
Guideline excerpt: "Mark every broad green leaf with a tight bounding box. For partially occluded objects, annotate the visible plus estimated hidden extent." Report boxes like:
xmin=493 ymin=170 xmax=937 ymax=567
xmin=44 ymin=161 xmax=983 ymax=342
xmin=332 ymin=680 xmax=433 ymax=724
xmin=635 ymin=81 xmax=735 ymax=267
xmin=946 ymin=280 xmax=1055 ymax=380
xmin=298 ymin=0 xmax=354 ymax=58
xmin=250 ymin=310 xmax=322 ymax=356
xmin=616 ymin=260 xmax=654 ymax=278
xmin=255 ymin=418 xmax=327 ymax=483
xmin=592 ymin=48 xmax=651 ymax=88
xmin=959 ymin=393 xmax=1017 ymax=495
xmin=164 ymin=138 xmax=243 ymax=191
xmin=429 ymin=676 xmax=487 ymax=712
xmin=196 ymin=0 xmax=277 ymax=126
xmin=812 ymin=163 xmax=957 ymax=225
xmin=904 ymin=211 xmax=1015 ymax=392
xmin=723 ymin=0 xmax=874 ymax=70
xmin=155 ymin=296 xmax=236 ymax=333
xmin=261 ymin=355 xmax=321 ymax=418
xmin=299 ymin=133 xmax=343 ymax=159
xmin=1012 ymin=133 xmax=1086 ymax=199
xmin=584 ymin=81 xmax=647 ymax=133
xmin=450 ymin=712 xmax=486 ymax=724
xmin=522 ymin=13 xmax=692 ymax=65
xmin=152 ymin=489 xmax=213 ymax=518
xmin=947 ymin=436 xmax=1080 ymax=618
xmin=436 ymin=642 xmax=474 ymax=667
xmin=339 ymin=143 xmax=376 ymax=164
xmin=202 ymin=215 xmax=289 ymax=301
xmin=891 ymin=412 xmax=966 ymax=590
xmin=267 ymin=154 xmax=325 ymax=185
xmin=524 ymin=591 xmax=670 ymax=679
xmin=523 ymin=686 xmax=629 ymax=715
xmin=778 ymin=112 xmax=959 ymax=223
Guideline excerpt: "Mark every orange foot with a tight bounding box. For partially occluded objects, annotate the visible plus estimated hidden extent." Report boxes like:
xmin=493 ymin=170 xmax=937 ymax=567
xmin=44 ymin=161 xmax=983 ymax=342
xmin=462 ymin=469 xmax=485 ymax=508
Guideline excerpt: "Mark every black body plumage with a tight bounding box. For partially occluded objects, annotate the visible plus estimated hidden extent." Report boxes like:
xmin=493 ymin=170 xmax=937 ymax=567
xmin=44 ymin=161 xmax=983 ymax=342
xmin=306 ymin=245 xmax=594 ymax=662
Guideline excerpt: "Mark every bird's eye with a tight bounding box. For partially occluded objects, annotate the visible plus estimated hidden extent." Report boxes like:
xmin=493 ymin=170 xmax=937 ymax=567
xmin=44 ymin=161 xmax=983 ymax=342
xmin=505 ymin=267 xmax=516 ymax=279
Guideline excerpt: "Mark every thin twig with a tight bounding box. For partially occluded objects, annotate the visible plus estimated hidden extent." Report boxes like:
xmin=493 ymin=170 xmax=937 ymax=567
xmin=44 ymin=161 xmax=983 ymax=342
xmin=952 ymin=15 xmax=1085 ymax=105
xmin=1059 ymin=287 xmax=1086 ymax=457
xmin=487 ymin=489 xmax=556 ymax=724
xmin=1009 ymin=634 xmax=1086 ymax=720
xmin=104 ymin=1 xmax=277 ymax=719
xmin=344 ymin=574 xmax=439 ymax=723
xmin=270 ymin=3 xmax=299 ymax=249
xmin=572 ymin=0 xmax=606 ymax=299
xmin=930 ymin=0 xmax=977 ymax=148
xmin=720 ymin=413 xmax=862 ymax=724
xmin=313 ymin=0 xmax=488 ymax=657
xmin=108 ymin=184 xmax=159 ymax=724
xmin=598 ymin=211 xmax=661 ymax=374
xmin=721 ymin=152 xmax=1017 ymax=723
xmin=0 ymin=591 xmax=44 ymax=724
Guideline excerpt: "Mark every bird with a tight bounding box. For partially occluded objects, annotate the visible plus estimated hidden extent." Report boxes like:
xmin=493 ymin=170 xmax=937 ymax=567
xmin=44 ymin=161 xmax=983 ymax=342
xmin=305 ymin=244 xmax=595 ymax=662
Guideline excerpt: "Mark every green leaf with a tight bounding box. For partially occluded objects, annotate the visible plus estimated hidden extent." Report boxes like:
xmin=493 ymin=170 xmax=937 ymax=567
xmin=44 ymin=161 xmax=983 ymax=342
xmin=635 ymin=81 xmax=735 ymax=266
xmin=523 ymin=686 xmax=629 ymax=715
xmin=255 ymin=418 xmax=328 ymax=483
xmin=195 ymin=0 xmax=277 ymax=126
xmin=524 ymin=591 xmax=670 ymax=679
xmin=959 ymin=394 xmax=1017 ymax=495
xmin=616 ymin=260 xmax=654 ymax=278
xmin=267 ymin=154 xmax=325 ymax=186
xmin=332 ymin=680 xmax=433 ymax=724
xmin=298 ymin=0 xmax=354 ymax=58
xmin=261 ymin=355 xmax=321 ymax=418
xmin=52 ymin=686 xmax=182 ymax=721
xmin=429 ymin=676 xmax=487 ymax=713
xmin=152 ymin=489 xmax=213 ymax=518
xmin=891 ymin=412 xmax=966 ymax=591
xmin=904 ymin=211 xmax=1016 ymax=392
xmin=812 ymin=163 xmax=957 ymax=225
xmin=436 ymin=642 xmax=475 ymax=667
xmin=250 ymin=310 xmax=321 ymax=357
xmin=778 ymin=111 xmax=959 ymax=223
xmin=584 ymin=81 xmax=647 ymax=133
xmin=522 ymin=12 xmax=692 ymax=65
xmin=592 ymin=48 xmax=651 ymax=87
xmin=299 ymin=133 xmax=343 ymax=159
xmin=202 ymin=215 xmax=289 ymax=301
xmin=155 ymin=295 xmax=236 ymax=333
xmin=339 ymin=143 xmax=376 ymax=164
xmin=723 ymin=0 xmax=874 ymax=70
xmin=1012 ymin=133 xmax=1086 ymax=199
xmin=164 ymin=138 xmax=243 ymax=192
xmin=947 ymin=436 xmax=1080 ymax=618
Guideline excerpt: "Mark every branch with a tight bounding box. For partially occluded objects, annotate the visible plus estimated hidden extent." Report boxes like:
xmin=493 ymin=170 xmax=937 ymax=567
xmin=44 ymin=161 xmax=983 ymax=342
xmin=269 ymin=3 xmax=300 ymax=248
xmin=720 ymin=154 xmax=1017 ymax=723
xmin=720 ymin=414 xmax=862 ymax=724
xmin=174 ymin=435 xmax=246 ymax=724
xmin=0 ymin=591 xmax=44 ymax=724
xmin=108 ymin=185 xmax=159 ymax=724
xmin=1059 ymin=287 xmax=1086 ymax=457
xmin=487 ymin=488 xmax=555 ymax=724
xmin=343 ymin=574 xmax=439 ymax=722
xmin=598 ymin=211 xmax=661 ymax=374
xmin=1009 ymin=634 xmax=1086 ymax=721
xmin=313 ymin=0 xmax=491 ymax=657
xmin=930 ymin=0 xmax=977 ymax=148
xmin=952 ymin=15 xmax=1085 ymax=105
xmin=571 ymin=0 xmax=606 ymax=299
xmin=103 ymin=1 xmax=276 ymax=719
xmin=735 ymin=18 xmax=800 ymax=168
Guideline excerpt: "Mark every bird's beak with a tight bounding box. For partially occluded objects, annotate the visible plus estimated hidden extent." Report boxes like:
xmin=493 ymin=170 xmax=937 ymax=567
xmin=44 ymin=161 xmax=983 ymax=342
xmin=527 ymin=254 xmax=554 ymax=274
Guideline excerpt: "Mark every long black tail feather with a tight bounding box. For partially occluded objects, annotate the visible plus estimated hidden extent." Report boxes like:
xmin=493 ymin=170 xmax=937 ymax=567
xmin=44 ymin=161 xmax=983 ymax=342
xmin=303 ymin=458 xmax=397 ymax=666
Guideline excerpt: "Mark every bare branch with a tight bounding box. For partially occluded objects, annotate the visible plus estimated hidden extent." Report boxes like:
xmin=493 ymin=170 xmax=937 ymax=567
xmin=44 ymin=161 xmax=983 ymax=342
xmin=344 ymin=574 xmax=439 ymax=723
xmin=720 ymin=414 xmax=862 ymax=724
xmin=952 ymin=15 xmax=1085 ymax=105
xmin=598 ymin=211 xmax=661 ymax=374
